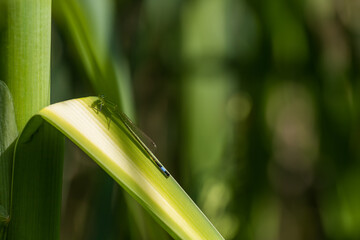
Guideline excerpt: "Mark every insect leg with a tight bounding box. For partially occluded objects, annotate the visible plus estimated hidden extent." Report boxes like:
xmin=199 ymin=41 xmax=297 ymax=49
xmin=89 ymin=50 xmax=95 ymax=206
xmin=107 ymin=117 xmax=112 ymax=129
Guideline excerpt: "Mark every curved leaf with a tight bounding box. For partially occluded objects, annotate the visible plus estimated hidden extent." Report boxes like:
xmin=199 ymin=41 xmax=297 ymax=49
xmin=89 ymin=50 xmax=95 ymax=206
xmin=13 ymin=96 xmax=224 ymax=240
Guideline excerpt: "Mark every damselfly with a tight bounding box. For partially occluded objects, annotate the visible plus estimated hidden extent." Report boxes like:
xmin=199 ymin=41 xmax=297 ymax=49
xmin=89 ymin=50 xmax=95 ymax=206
xmin=90 ymin=95 xmax=170 ymax=178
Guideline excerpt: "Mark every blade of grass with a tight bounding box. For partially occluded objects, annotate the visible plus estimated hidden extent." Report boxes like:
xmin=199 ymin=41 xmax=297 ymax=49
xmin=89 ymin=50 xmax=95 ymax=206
xmin=53 ymin=0 xmax=135 ymax=117
xmin=53 ymin=0 xmax=122 ymax=105
xmin=53 ymin=1 xmax=150 ymax=237
xmin=17 ymin=96 xmax=224 ymax=240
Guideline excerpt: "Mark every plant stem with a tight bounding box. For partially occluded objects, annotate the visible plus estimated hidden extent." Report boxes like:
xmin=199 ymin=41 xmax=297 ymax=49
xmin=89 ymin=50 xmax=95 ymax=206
xmin=4 ymin=0 xmax=51 ymax=132
xmin=2 ymin=1 xmax=64 ymax=239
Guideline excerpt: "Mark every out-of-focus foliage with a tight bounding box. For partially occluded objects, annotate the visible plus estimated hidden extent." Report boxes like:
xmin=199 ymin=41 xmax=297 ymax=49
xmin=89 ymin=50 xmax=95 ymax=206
xmin=49 ymin=0 xmax=360 ymax=239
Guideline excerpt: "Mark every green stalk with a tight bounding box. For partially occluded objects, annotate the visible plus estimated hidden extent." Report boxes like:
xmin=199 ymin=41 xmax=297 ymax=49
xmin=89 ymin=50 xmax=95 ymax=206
xmin=2 ymin=0 xmax=64 ymax=239
xmin=4 ymin=0 xmax=51 ymax=131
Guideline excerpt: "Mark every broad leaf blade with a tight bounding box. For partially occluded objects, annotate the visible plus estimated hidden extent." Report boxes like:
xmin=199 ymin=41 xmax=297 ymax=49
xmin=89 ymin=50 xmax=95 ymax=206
xmin=37 ymin=96 xmax=224 ymax=240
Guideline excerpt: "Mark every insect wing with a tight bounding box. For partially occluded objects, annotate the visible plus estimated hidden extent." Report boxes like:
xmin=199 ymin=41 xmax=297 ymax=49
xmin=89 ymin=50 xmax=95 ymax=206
xmin=102 ymin=97 xmax=118 ymax=111
xmin=95 ymin=95 xmax=157 ymax=152
xmin=93 ymin=96 xmax=170 ymax=178
xmin=117 ymin=112 xmax=157 ymax=152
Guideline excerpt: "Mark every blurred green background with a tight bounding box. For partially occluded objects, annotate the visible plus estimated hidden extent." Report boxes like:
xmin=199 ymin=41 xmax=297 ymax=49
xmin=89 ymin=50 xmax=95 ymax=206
xmin=51 ymin=0 xmax=360 ymax=239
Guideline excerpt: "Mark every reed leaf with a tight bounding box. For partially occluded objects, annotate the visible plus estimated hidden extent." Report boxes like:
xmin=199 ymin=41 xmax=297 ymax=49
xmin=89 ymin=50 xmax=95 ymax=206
xmin=13 ymin=96 xmax=224 ymax=240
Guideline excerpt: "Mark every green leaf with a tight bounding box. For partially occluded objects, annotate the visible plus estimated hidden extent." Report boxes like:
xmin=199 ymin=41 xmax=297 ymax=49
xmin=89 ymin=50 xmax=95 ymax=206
xmin=53 ymin=0 xmax=122 ymax=105
xmin=8 ymin=120 xmax=64 ymax=240
xmin=0 ymin=205 xmax=10 ymax=226
xmin=0 ymin=81 xmax=18 ymax=239
xmin=12 ymin=96 xmax=224 ymax=240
